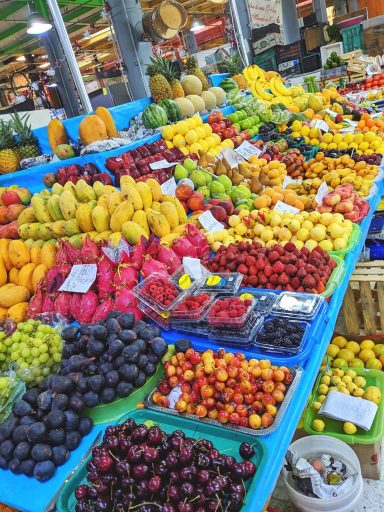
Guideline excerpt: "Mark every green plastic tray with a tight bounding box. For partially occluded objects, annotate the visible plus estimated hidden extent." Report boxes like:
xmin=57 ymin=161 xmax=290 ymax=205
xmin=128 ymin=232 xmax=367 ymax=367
xmin=303 ymin=145 xmax=319 ymax=161
xmin=83 ymin=364 xmax=164 ymax=425
xmin=329 ymin=223 xmax=361 ymax=260
xmin=303 ymin=367 xmax=384 ymax=444
xmin=320 ymin=254 xmax=345 ymax=299
xmin=56 ymin=408 xmax=267 ymax=512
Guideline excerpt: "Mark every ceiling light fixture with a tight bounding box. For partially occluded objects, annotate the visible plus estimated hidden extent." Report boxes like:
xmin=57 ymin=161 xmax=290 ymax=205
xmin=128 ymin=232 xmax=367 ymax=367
xmin=190 ymin=17 xmax=204 ymax=32
xmin=27 ymin=3 xmax=52 ymax=35
xmin=39 ymin=62 xmax=50 ymax=69
xmin=16 ymin=56 xmax=26 ymax=62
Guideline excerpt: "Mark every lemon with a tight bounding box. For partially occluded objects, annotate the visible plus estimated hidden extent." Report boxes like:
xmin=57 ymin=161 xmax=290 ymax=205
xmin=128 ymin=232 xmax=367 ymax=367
xmin=224 ymin=138 xmax=234 ymax=149
xmin=189 ymin=142 xmax=203 ymax=154
xmin=199 ymin=139 xmax=209 ymax=152
xmin=179 ymin=146 xmax=189 ymax=155
xmin=187 ymin=117 xmax=198 ymax=129
xmin=173 ymin=134 xmax=186 ymax=147
xmin=338 ymin=142 xmax=348 ymax=151
xmin=345 ymin=341 xmax=360 ymax=355
xmin=304 ymin=136 xmax=310 ymax=144
xmin=354 ymin=133 xmax=364 ymax=144
xmin=292 ymin=131 xmax=301 ymax=138
xmin=175 ymin=120 xmax=189 ymax=135
xmin=327 ymin=344 xmax=340 ymax=358
xmin=195 ymin=126 xmax=206 ymax=139
xmin=348 ymin=142 xmax=358 ymax=150
xmin=343 ymin=422 xmax=357 ymax=434
xmin=309 ymin=127 xmax=320 ymax=139
xmin=162 ymin=125 xmax=175 ymax=140
xmin=312 ymin=419 xmax=325 ymax=432
xmin=364 ymin=131 xmax=375 ymax=142
xmin=359 ymin=141 xmax=369 ymax=151
xmin=192 ymin=114 xmax=203 ymax=126
xmin=322 ymin=132 xmax=333 ymax=143
xmin=344 ymin=132 xmax=354 ymax=144
xmin=211 ymin=134 xmax=221 ymax=146
xmin=338 ymin=348 xmax=355 ymax=363
xmin=333 ymin=133 xmax=343 ymax=144
xmin=376 ymin=146 xmax=384 ymax=153
xmin=301 ymin=125 xmax=310 ymax=136
xmin=185 ymin=130 xmax=198 ymax=145
xmin=361 ymin=339 xmax=375 ymax=350
xmin=333 ymin=336 xmax=348 ymax=348
xmin=292 ymin=120 xmax=302 ymax=132
xmin=310 ymin=138 xmax=320 ymax=146
xmin=319 ymin=142 xmax=328 ymax=150
xmin=205 ymin=136 xmax=216 ymax=148
xmin=203 ymin=124 xmax=213 ymax=137
xmin=328 ymin=142 xmax=337 ymax=150
xmin=165 ymin=140 xmax=174 ymax=149
xmin=207 ymin=148 xmax=218 ymax=157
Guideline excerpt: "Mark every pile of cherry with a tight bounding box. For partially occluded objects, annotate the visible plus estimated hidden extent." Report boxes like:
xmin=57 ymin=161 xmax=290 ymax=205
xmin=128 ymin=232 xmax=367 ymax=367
xmin=75 ymin=420 xmax=256 ymax=512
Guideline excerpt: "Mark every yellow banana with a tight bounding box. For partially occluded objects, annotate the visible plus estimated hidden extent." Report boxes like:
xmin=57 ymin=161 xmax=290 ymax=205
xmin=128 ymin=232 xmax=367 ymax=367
xmin=254 ymin=80 xmax=273 ymax=101
xmin=272 ymin=76 xmax=292 ymax=97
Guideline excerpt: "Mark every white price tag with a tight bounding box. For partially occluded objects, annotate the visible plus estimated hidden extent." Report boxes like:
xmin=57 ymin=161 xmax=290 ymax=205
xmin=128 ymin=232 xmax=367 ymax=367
xmin=273 ymin=200 xmax=300 ymax=214
xmin=182 ymin=257 xmax=203 ymax=280
xmin=312 ymin=119 xmax=329 ymax=132
xmin=168 ymin=384 xmax=182 ymax=408
xmin=325 ymin=109 xmax=337 ymax=118
xmin=235 ymin=141 xmax=262 ymax=160
xmin=59 ymin=264 xmax=97 ymax=293
xmin=345 ymin=119 xmax=357 ymax=127
xmin=149 ymin=159 xmax=176 ymax=170
xmin=371 ymin=113 xmax=382 ymax=119
xmin=340 ymin=126 xmax=355 ymax=133
xmin=315 ymin=181 xmax=329 ymax=206
xmin=102 ymin=238 xmax=130 ymax=263
xmin=199 ymin=210 xmax=224 ymax=232
xmin=161 ymin=177 xmax=177 ymax=196
xmin=221 ymin=148 xmax=245 ymax=168
xmin=283 ymin=176 xmax=302 ymax=189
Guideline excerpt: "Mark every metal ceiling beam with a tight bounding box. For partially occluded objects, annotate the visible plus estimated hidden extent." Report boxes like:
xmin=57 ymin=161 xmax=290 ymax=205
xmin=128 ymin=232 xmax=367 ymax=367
xmin=58 ymin=0 xmax=103 ymax=7
xmin=0 ymin=5 xmax=99 ymax=56
xmin=0 ymin=1 xmax=26 ymax=20
xmin=0 ymin=23 xmax=26 ymax=41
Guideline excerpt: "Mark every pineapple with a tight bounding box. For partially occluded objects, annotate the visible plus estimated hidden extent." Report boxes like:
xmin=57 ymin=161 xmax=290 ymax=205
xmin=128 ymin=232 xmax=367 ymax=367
xmin=147 ymin=59 xmax=173 ymax=103
xmin=10 ymin=112 xmax=40 ymax=160
xmin=155 ymin=57 xmax=184 ymax=98
xmin=186 ymin=55 xmax=208 ymax=91
xmin=222 ymin=52 xmax=248 ymax=89
xmin=0 ymin=119 xmax=19 ymax=174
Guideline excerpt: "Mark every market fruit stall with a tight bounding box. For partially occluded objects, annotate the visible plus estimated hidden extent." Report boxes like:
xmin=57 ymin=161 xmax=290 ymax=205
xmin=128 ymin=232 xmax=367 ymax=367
xmin=0 ymin=67 xmax=383 ymax=512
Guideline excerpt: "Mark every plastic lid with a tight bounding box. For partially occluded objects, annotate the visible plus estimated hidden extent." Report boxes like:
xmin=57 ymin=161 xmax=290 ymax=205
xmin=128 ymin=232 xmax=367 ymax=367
xmin=133 ymin=273 xmax=188 ymax=315
xmin=197 ymin=272 xmax=243 ymax=295
xmin=170 ymin=292 xmax=216 ymax=323
xmin=272 ymin=292 xmax=324 ymax=319
xmin=210 ymin=312 xmax=263 ymax=346
xmin=255 ymin=316 xmax=309 ymax=354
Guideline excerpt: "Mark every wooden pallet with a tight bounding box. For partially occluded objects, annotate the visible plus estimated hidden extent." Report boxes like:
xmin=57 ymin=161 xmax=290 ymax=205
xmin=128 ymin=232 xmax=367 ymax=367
xmin=341 ymin=261 xmax=384 ymax=335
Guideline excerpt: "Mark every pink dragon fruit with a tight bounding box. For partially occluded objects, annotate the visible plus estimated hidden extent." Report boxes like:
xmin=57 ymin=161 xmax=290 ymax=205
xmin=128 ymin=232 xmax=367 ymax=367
xmin=172 ymin=237 xmax=198 ymax=258
xmin=69 ymin=293 xmax=82 ymax=320
xmin=141 ymin=257 xmax=168 ymax=279
xmin=56 ymin=240 xmax=81 ymax=264
xmin=156 ymin=246 xmax=181 ymax=274
xmin=80 ymin=237 xmax=100 ymax=263
xmin=27 ymin=283 xmax=45 ymax=317
xmin=114 ymin=288 xmax=137 ymax=312
xmin=76 ymin=291 xmax=99 ymax=323
xmin=54 ymin=292 xmax=71 ymax=319
xmin=130 ymin=239 xmax=146 ymax=270
xmin=42 ymin=294 xmax=56 ymax=313
xmin=113 ymin=264 xmax=139 ymax=290
xmin=185 ymin=224 xmax=210 ymax=260
xmin=93 ymin=297 xmax=114 ymax=322
xmin=46 ymin=263 xmax=72 ymax=293
xmin=97 ymin=255 xmax=115 ymax=299
xmin=124 ymin=304 xmax=143 ymax=321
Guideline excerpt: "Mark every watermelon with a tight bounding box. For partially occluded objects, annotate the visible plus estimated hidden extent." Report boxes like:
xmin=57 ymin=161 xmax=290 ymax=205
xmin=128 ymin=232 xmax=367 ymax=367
xmin=159 ymin=99 xmax=181 ymax=122
xmin=220 ymin=78 xmax=238 ymax=93
xmin=142 ymin=104 xmax=168 ymax=129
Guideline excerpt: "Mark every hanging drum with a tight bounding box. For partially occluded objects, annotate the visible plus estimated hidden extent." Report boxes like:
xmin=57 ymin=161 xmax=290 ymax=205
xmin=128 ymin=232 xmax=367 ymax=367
xmin=158 ymin=0 xmax=187 ymax=31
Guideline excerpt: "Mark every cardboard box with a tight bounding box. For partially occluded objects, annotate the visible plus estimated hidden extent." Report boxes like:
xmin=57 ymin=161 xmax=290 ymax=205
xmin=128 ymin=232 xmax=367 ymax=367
xmin=253 ymin=33 xmax=284 ymax=55
xmin=293 ymin=428 xmax=382 ymax=480
xmin=303 ymin=26 xmax=321 ymax=51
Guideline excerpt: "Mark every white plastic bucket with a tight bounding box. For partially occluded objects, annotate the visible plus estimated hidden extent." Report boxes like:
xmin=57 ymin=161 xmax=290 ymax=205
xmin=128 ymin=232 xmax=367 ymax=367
xmin=282 ymin=435 xmax=364 ymax=512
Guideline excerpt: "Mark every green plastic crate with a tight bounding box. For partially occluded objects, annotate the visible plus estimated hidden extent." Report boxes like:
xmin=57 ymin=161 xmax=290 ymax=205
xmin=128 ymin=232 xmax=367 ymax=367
xmin=304 ymin=367 xmax=384 ymax=444
xmin=320 ymin=254 xmax=345 ymax=299
xmin=341 ymin=24 xmax=363 ymax=53
xmin=254 ymin=48 xmax=278 ymax=72
xmin=56 ymin=408 xmax=266 ymax=512
xmin=329 ymin=223 xmax=362 ymax=260
xmin=83 ymin=364 xmax=164 ymax=425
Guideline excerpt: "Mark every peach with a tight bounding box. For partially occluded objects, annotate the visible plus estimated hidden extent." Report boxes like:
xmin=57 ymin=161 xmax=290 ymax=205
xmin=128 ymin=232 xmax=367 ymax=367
xmin=187 ymin=192 xmax=205 ymax=211
xmin=16 ymin=187 xmax=32 ymax=205
xmin=210 ymin=206 xmax=227 ymax=222
xmin=176 ymin=183 xmax=193 ymax=202
xmin=1 ymin=190 xmax=21 ymax=206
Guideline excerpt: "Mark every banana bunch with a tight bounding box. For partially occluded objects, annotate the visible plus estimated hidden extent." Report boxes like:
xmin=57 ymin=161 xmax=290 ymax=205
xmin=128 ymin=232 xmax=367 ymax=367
xmin=243 ymin=65 xmax=266 ymax=84
xmin=269 ymin=75 xmax=292 ymax=97
xmin=250 ymin=79 xmax=274 ymax=101
xmin=18 ymin=176 xmax=189 ymax=248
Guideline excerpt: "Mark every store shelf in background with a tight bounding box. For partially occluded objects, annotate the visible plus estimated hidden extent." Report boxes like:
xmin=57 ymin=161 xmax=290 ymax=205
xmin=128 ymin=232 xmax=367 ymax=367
xmin=301 ymin=53 xmax=322 ymax=74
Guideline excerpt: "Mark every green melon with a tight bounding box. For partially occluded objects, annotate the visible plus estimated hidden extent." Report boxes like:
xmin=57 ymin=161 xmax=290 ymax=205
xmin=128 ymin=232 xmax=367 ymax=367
xmin=142 ymin=104 xmax=168 ymax=129
xmin=201 ymin=91 xmax=217 ymax=111
xmin=186 ymin=95 xmax=205 ymax=113
xmin=174 ymin=97 xmax=195 ymax=117
xmin=158 ymin=99 xmax=181 ymax=122
xmin=209 ymin=87 xmax=226 ymax=106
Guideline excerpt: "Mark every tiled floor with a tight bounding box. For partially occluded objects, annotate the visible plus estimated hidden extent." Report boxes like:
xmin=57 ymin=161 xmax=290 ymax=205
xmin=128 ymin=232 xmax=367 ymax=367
xmin=269 ymin=441 xmax=384 ymax=511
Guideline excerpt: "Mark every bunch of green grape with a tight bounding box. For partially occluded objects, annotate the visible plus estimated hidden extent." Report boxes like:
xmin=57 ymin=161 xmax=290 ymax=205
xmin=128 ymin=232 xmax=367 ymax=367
xmin=0 ymin=371 xmax=25 ymax=422
xmin=0 ymin=319 xmax=63 ymax=386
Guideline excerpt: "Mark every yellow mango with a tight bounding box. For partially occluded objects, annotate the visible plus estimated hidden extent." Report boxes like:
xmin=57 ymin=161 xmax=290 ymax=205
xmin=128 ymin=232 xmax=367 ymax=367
xmin=0 ymin=285 xmax=30 ymax=308
xmin=160 ymin=202 xmax=179 ymax=229
xmin=135 ymin=182 xmax=152 ymax=210
xmin=121 ymin=221 xmax=149 ymax=245
xmin=18 ymin=263 xmax=36 ymax=293
xmin=41 ymin=244 xmax=57 ymax=269
xmin=0 ymin=239 xmax=12 ymax=271
xmin=30 ymin=246 xmax=41 ymax=265
xmin=7 ymin=302 xmax=28 ymax=323
xmin=147 ymin=209 xmax=171 ymax=238
xmin=132 ymin=210 xmax=150 ymax=237
xmin=32 ymin=264 xmax=48 ymax=291
xmin=92 ymin=206 xmax=110 ymax=233
xmin=110 ymin=201 xmax=134 ymax=232
xmin=9 ymin=240 xmax=30 ymax=269
xmin=0 ymin=255 xmax=6 ymax=287
xmin=0 ymin=307 xmax=7 ymax=320
xmin=8 ymin=268 xmax=19 ymax=285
